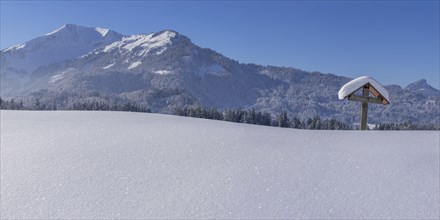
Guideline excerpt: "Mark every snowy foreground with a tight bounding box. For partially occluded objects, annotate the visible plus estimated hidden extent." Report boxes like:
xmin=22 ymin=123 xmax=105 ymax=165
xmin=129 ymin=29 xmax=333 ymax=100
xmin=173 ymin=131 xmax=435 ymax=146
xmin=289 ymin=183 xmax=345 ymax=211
xmin=1 ymin=111 xmax=439 ymax=219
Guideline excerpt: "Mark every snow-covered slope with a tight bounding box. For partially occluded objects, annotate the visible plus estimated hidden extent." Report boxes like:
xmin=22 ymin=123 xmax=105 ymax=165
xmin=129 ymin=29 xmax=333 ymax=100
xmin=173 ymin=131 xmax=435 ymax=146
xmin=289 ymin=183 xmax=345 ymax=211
xmin=1 ymin=24 xmax=122 ymax=73
xmin=102 ymin=30 xmax=176 ymax=56
xmin=0 ymin=24 xmax=122 ymax=97
xmin=1 ymin=111 xmax=438 ymax=219
xmin=76 ymin=29 xmax=190 ymax=72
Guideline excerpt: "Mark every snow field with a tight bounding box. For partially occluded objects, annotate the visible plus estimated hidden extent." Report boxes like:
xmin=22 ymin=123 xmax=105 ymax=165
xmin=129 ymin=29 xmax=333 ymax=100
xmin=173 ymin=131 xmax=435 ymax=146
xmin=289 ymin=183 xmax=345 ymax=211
xmin=1 ymin=110 xmax=438 ymax=219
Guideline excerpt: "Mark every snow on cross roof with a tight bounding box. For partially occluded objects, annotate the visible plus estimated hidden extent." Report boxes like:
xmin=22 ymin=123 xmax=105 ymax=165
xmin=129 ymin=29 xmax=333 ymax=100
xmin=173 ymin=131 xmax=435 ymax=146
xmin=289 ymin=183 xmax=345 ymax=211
xmin=338 ymin=76 xmax=390 ymax=102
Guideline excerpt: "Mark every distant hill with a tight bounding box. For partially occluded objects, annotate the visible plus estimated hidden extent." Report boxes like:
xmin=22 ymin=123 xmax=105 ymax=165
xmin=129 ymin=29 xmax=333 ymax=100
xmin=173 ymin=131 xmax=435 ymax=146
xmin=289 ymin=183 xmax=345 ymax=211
xmin=404 ymin=79 xmax=439 ymax=97
xmin=1 ymin=24 xmax=439 ymax=124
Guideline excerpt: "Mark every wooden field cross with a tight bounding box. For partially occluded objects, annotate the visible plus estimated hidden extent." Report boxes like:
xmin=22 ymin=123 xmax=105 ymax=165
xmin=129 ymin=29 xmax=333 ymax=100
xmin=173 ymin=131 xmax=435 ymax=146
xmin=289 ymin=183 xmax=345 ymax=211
xmin=338 ymin=76 xmax=390 ymax=130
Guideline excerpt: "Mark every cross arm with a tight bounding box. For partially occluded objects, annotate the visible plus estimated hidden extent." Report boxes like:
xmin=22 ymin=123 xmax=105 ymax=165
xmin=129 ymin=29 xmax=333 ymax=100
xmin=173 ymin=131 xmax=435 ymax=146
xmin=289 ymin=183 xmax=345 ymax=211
xmin=347 ymin=94 xmax=384 ymax=105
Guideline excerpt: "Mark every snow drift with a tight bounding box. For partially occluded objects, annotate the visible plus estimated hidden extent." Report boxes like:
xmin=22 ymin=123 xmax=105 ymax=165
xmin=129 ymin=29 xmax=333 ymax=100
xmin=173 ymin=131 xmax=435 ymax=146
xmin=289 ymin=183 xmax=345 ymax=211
xmin=1 ymin=111 xmax=438 ymax=219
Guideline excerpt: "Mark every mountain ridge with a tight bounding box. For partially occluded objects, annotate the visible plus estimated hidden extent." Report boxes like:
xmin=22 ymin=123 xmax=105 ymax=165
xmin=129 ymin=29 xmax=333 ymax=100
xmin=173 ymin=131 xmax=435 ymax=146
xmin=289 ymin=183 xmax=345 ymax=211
xmin=2 ymin=24 xmax=437 ymax=90
xmin=1 ymin=24 xmax=439 ymax=125
xmin=404 ymin=79 xmax=439 ymax=97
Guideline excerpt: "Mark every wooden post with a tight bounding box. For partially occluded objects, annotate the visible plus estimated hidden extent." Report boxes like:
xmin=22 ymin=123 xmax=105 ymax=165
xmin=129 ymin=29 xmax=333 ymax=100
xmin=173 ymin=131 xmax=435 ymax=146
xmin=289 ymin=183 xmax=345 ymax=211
xmin=339 ymin=77 xmax=390 ymax=131
xmin=360 ymin=86 xmax=369 ymax=130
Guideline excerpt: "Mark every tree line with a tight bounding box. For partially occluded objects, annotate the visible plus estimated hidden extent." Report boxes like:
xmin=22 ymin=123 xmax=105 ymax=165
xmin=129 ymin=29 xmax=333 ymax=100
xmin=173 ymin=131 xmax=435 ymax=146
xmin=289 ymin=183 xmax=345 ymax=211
xmin=68 ymin=101 xmax=150 ymax=112
xmin=373 ymin=121 xmax=439 ymax=130
xmin=174 ymin=106 xmax=353 ymax=130
xmin=0 ymin=97 xmax=150 ymax=113
xmin=0 ymin=98 xmax=28 ymax=110
xmin=1 ymin=97 xmax=437 ymax=130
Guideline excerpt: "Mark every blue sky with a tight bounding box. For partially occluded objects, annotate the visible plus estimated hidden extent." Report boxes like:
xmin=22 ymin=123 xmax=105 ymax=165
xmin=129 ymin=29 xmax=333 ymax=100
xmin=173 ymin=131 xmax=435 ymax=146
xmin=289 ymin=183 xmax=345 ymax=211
xmin=1 ymin=1 xmax=439 ymax=88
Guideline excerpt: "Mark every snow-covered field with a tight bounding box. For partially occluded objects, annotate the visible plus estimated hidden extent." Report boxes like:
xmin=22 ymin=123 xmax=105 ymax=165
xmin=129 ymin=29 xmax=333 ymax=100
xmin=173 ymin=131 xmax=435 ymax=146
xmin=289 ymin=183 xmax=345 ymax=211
xmin=1 ymin=110 xmax=439 ymax=219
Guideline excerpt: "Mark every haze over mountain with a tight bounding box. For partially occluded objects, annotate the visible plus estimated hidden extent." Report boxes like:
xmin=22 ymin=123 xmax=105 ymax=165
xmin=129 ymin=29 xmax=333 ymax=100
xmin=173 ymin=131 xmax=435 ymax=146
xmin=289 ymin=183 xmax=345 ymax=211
xmin=1 ymin=24 xmax=439 ymax=125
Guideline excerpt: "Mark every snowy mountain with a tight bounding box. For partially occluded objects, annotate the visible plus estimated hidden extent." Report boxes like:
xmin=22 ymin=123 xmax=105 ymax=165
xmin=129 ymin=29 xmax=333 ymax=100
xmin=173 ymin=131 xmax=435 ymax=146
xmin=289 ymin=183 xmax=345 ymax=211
xmin=404 ymin=79 xmax=439 ymax=97
xmin=2 ymin=24 xmax=121 ymax=73
xmin=1 ymin=24 xmax=439 ymax=124
xmin=1 ymin=110 xmax=439 ymax=219
xmin=1 ymin=24 xmax=122 ymax=97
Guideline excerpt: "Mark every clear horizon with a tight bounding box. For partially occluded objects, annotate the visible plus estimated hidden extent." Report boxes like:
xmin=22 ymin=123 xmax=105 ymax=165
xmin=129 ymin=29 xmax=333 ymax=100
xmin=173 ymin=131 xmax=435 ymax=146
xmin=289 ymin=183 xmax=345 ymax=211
xmin=1 ymin=1 xmax=439 ymax=89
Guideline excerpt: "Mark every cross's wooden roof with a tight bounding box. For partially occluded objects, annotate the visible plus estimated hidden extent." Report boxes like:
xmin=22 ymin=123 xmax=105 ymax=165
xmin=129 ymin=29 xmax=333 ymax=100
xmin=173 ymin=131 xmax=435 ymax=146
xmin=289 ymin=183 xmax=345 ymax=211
xmin=338 ymin=76 xmax=390 ymax=105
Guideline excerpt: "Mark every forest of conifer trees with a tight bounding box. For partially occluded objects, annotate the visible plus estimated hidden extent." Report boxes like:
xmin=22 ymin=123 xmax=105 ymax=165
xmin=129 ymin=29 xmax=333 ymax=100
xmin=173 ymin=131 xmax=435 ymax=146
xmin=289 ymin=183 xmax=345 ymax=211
xmin=1 ymin=97 xmax=437 ymax=130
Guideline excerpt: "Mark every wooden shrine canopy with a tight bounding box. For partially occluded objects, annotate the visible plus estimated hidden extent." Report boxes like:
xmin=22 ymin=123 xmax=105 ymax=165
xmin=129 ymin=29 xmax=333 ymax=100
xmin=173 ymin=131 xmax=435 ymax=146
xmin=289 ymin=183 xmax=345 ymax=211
xmin=338 ymin=76 xmax=390 ymax=105
xmin=338 ymin=76 xmax=390 ymax=130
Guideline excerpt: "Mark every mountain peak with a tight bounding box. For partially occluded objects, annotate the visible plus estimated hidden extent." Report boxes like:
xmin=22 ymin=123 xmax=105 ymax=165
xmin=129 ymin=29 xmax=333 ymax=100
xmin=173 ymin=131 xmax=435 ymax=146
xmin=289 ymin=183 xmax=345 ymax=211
xmin=2 ymin=24 xmax=122 ymax=73
xmin=152 ymin=29 xmax=178 ymax=40
xmin=413 ymin=79 xmax=427 ymax=84
xmin=101 ymin=29 xmax=188 ymax=56
xmin=44 ymin=24 xmax=120 ymax=38
xmin=158 ymin=29 xmax=179 ymax=35
xmin=405 ymin=79 xmax=439 ymax=96
xmin=45 ymin=24 xmax=79 ymax=36
xmin=406 ymin=79 xmax=429 ymax=88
